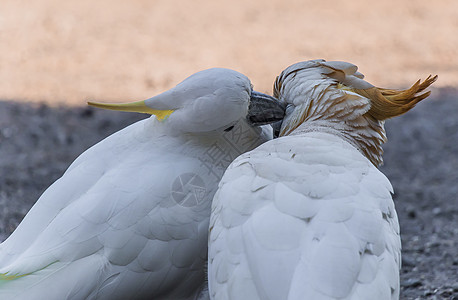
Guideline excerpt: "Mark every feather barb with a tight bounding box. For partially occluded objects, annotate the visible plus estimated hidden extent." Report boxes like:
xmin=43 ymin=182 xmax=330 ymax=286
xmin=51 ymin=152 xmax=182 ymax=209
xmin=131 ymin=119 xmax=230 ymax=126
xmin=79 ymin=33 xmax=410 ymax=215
xmin=352 ymin=75 xmax=437 ymax=120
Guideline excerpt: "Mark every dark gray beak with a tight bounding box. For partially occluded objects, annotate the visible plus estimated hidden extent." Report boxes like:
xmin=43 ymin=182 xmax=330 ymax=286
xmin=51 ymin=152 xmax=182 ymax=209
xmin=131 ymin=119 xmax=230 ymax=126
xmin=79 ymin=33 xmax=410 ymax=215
xmin=271 ymin=120 xmax=283 ymax=138
xmin=246 ymin=91 xmax=285 ymax=126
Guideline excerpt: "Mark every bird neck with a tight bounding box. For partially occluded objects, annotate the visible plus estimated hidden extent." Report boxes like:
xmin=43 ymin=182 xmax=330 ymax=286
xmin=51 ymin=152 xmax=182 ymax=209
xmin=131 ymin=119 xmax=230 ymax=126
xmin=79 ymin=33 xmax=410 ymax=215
xmin=180 ymin=120 xmax=268 ymax=179
xmin=289 ymin=115 xmax=386 ymax=167
xmin=279 ymin=84 xmax=386 ymax=166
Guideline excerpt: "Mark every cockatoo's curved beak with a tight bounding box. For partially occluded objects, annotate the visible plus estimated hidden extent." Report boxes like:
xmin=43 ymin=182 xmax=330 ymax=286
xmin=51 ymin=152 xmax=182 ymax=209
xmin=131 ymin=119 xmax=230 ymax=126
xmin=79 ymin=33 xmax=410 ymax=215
xmin=246 ymin=91 xmax=285 ymax=126
xmin=87 ymin=100 xmax=174 ymax=121
xmin=271 ymin=120 xmax=283 ymax=138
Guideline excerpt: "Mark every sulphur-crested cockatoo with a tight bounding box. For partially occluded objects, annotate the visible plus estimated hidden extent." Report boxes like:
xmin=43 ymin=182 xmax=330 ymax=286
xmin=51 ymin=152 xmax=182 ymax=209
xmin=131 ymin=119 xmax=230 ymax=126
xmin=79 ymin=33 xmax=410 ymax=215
xmin=0 ymin=68 xmax=285 ymax=300
xmin=208 ymin=60 xmax=437 ymax=300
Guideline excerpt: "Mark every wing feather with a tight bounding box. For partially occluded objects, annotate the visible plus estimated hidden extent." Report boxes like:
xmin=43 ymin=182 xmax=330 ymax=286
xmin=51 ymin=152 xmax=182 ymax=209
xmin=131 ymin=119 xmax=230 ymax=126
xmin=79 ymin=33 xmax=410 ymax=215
xmin=0 ymin=119 xmax=214 ymax=299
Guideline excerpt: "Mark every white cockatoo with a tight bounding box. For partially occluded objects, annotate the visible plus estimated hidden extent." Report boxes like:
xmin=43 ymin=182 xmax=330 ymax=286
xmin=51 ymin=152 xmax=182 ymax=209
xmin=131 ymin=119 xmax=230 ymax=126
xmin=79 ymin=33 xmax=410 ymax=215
xmin=0 ymin=68 xmax=285 ymax=299
xmin=208 ymin=60 xmax=437 ymax=300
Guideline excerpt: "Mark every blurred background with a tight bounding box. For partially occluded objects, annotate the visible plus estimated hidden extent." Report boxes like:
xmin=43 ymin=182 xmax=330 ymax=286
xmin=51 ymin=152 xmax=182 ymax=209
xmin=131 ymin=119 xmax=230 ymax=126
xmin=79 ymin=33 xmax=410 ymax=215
xmin=1 ymin=0 xmax=458 ymax=299
xmin=1 ymin=0 xmax=457 ymax=104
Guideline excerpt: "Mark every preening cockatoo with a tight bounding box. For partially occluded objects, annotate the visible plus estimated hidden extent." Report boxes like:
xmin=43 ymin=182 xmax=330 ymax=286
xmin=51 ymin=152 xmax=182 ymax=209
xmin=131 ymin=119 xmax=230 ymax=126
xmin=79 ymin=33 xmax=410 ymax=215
xmin=0 ymin=68 xmax=285 ymax=300
xmin=208 ymin=60 xmax=437 ymax=300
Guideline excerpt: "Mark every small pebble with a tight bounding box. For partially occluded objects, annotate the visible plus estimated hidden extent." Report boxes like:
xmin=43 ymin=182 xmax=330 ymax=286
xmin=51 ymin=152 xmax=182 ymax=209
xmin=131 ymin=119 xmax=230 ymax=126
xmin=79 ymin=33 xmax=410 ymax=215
xmin=402 ymin=279 xmax=423 ymax=288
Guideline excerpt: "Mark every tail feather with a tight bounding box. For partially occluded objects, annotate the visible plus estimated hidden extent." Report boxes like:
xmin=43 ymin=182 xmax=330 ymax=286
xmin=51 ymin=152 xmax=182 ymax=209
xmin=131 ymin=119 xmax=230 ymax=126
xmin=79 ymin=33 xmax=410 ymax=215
xmin=0 ymin=256 xmax=104 ymax=300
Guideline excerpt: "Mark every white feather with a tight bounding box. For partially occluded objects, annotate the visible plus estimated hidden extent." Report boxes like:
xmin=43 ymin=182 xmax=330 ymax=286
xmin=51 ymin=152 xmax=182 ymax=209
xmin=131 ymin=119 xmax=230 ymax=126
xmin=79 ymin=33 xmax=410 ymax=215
xmin=0 ymin=68 xmax=275 ymax=299
xmin=208 ymin=60 xmax=402 ymax=300
xmin=209 ymin=133 xmax=401 ymax=300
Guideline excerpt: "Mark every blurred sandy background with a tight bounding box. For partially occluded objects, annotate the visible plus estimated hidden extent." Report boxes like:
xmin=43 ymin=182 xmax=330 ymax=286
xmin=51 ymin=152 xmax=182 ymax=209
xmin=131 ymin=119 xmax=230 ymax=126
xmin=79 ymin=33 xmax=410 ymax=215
xmin=1 ymin=0 xmax=457 ymax=105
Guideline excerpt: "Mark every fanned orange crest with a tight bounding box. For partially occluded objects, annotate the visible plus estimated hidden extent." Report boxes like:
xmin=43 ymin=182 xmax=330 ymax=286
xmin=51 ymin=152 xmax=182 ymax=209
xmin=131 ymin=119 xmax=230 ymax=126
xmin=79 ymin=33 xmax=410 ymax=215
xmin=352 ymin=75 xmax=438 ymax=121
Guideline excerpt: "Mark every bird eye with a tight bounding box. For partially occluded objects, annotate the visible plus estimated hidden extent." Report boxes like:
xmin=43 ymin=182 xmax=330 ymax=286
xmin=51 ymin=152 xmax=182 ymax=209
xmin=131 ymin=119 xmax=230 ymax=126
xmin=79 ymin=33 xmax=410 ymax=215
xmin=224 ymin=125 xmax=235 ymax=132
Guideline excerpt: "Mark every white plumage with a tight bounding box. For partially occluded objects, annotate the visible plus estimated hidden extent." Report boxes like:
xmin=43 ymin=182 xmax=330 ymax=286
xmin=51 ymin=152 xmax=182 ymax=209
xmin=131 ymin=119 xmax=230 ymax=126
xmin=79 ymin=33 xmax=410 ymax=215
xmin=208 ymin=60 xmax=437 ymax=300
xmin=0 ymin=68 xmax=284 ymax=299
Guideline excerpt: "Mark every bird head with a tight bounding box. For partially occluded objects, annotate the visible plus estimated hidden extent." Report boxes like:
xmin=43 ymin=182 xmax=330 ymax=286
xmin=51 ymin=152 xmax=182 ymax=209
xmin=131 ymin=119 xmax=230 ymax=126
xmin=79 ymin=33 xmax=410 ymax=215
xmin=88 ymin=68 xmax=285 ymax=133
xmin=273 ymin=59 xmax=437 ymax=166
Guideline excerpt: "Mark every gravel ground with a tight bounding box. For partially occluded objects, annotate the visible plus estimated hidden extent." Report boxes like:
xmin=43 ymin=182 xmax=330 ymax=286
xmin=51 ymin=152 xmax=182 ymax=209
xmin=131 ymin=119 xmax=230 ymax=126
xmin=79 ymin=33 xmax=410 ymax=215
xmin=0 ymin=89 xmax=457 ymax=299
xmin=380 ymin=88 xmax=458 ymax=299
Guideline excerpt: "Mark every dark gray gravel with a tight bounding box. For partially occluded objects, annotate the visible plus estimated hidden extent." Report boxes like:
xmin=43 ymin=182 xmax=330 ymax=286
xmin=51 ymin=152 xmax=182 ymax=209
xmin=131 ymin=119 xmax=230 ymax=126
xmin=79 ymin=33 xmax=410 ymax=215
xmin=1 ymin=89 xmax=457 ymax=299
xmin=380 ymin=88 xmax=458 ymax=300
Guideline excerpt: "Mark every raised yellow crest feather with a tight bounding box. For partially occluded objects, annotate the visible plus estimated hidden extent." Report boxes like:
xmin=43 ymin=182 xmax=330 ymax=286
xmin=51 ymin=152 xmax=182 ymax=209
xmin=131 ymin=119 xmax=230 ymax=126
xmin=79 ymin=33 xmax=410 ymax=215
xmin=353 ymin=75 xmax=438 ymax=121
